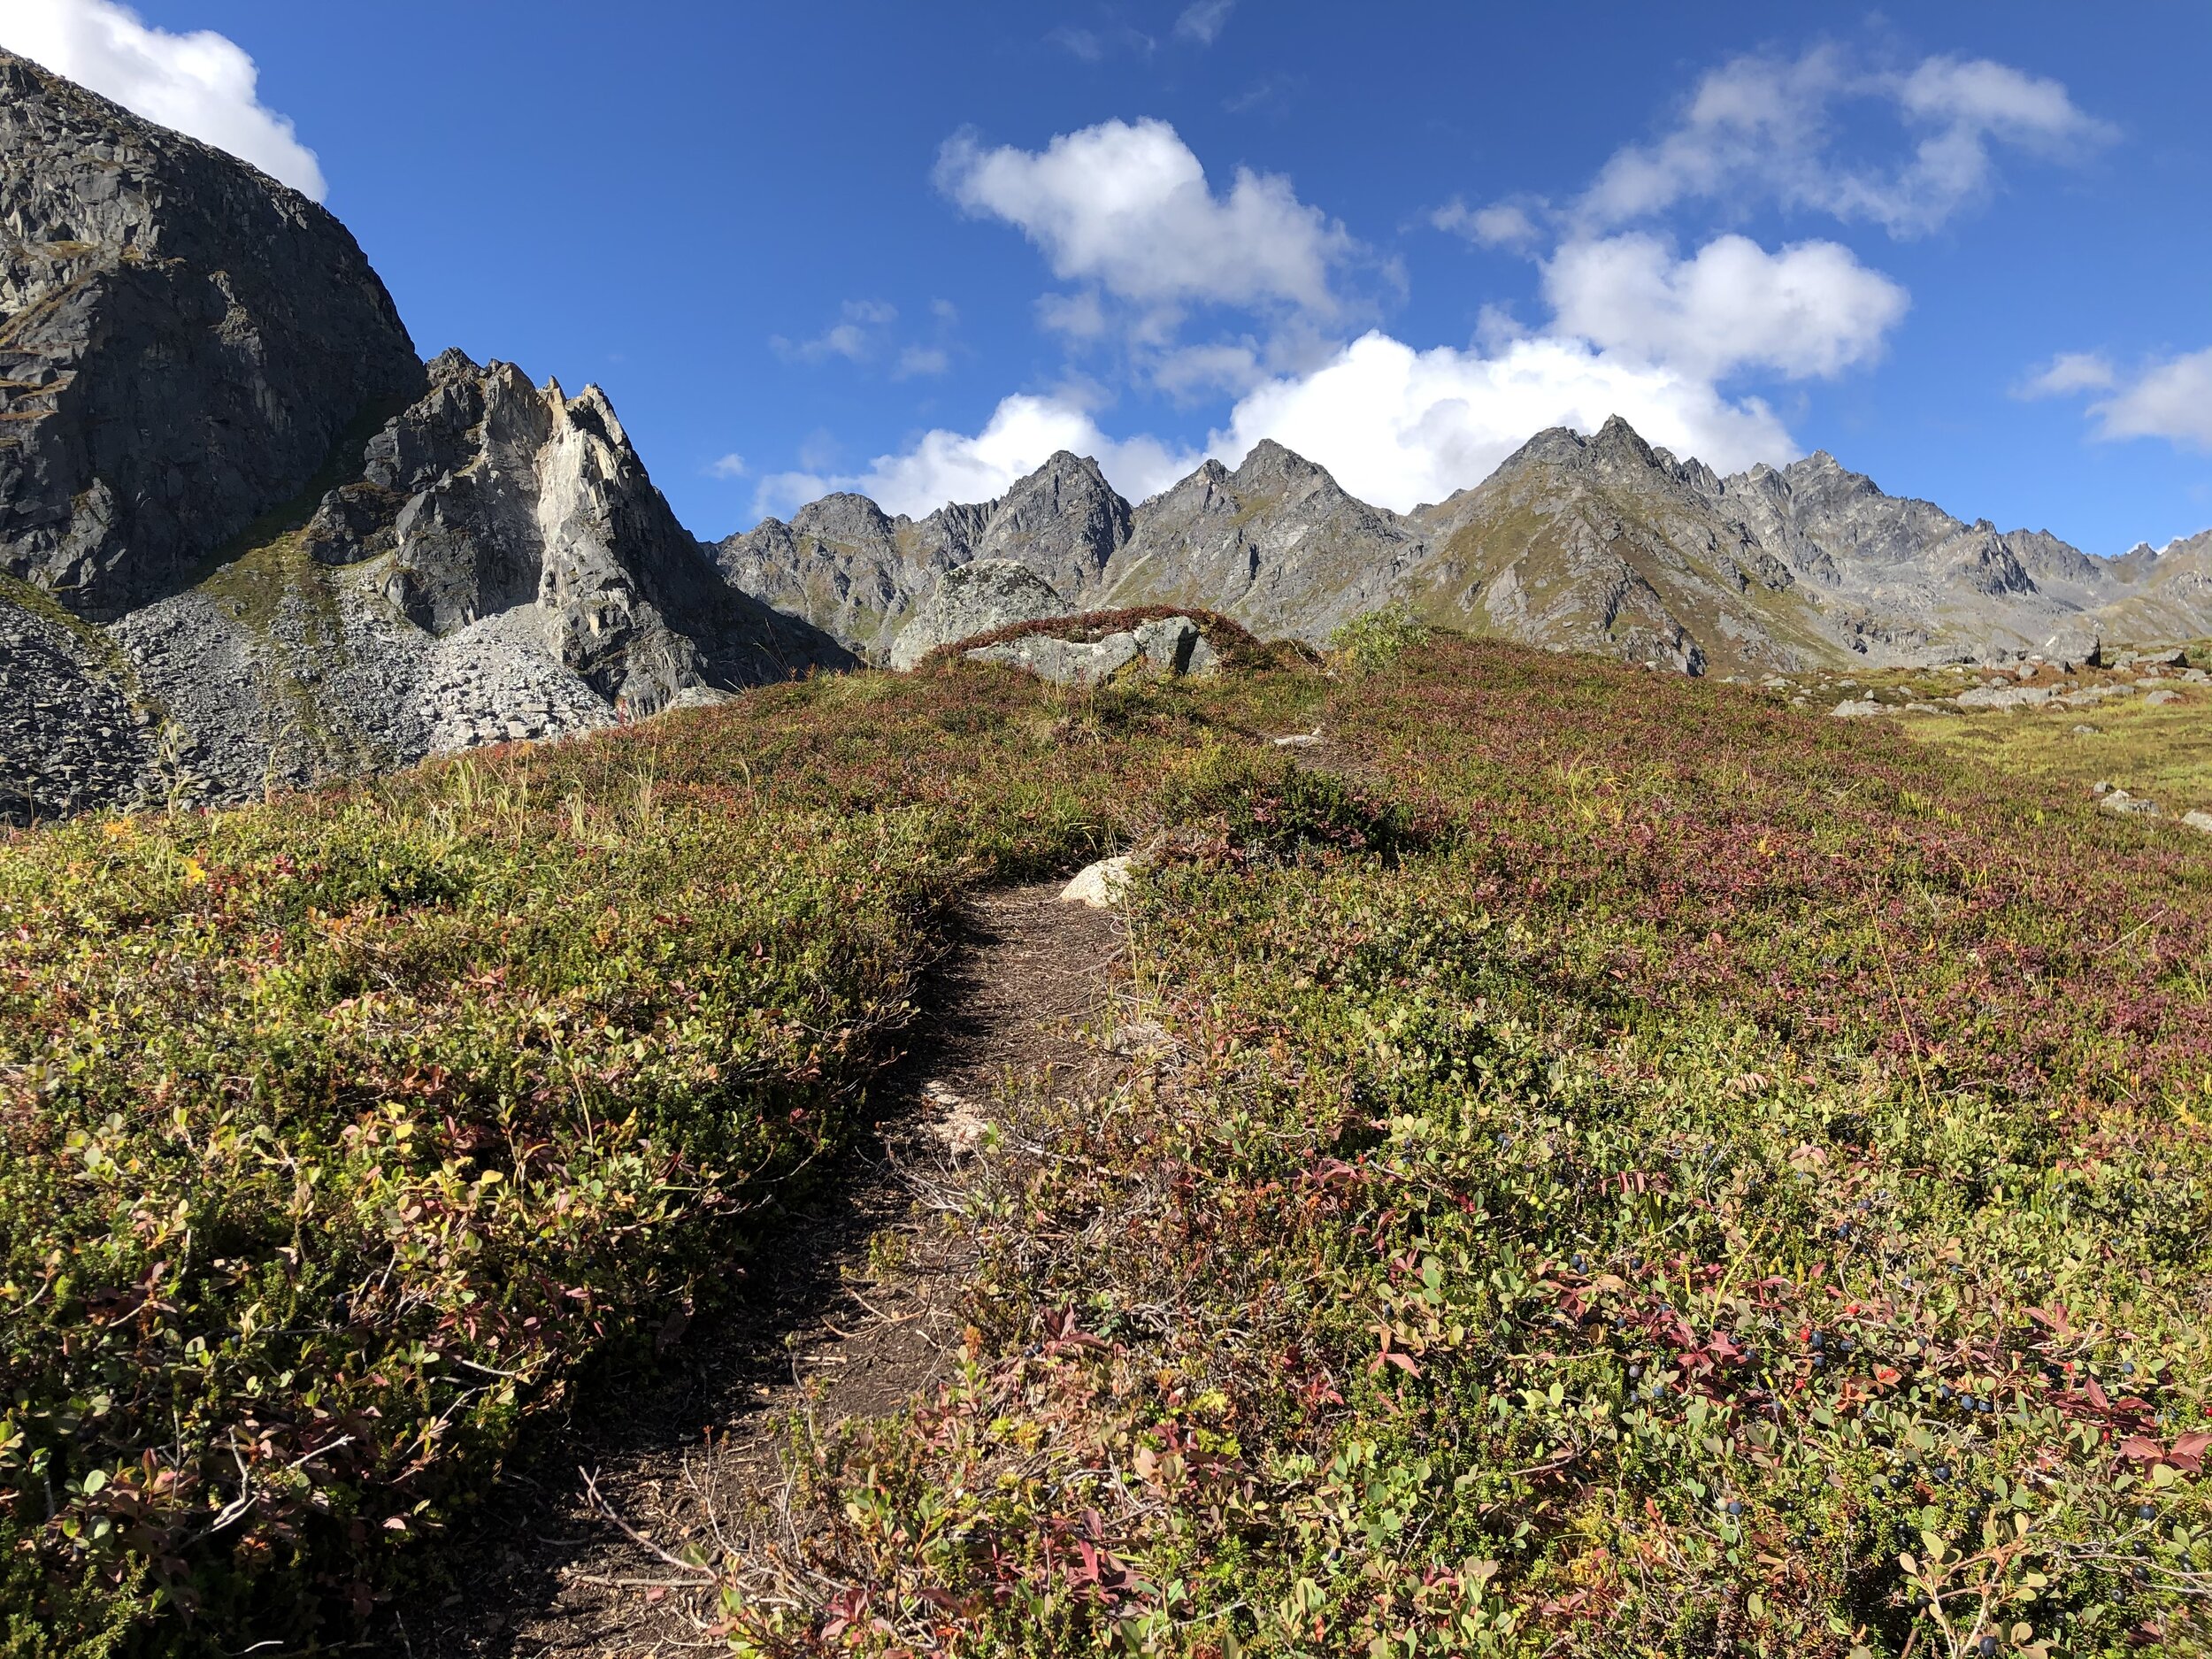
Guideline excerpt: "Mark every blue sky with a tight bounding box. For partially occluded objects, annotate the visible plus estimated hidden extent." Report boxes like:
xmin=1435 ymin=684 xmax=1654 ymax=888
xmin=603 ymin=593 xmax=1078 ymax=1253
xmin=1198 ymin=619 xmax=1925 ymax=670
xmin=9 ymin=2 xmax=2211 ymax=553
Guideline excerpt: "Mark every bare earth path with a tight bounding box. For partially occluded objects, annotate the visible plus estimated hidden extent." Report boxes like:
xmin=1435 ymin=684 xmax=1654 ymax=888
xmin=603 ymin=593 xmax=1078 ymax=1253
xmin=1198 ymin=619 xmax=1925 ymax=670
xmin=410 ymin=882 xmax=1127 ymax=1658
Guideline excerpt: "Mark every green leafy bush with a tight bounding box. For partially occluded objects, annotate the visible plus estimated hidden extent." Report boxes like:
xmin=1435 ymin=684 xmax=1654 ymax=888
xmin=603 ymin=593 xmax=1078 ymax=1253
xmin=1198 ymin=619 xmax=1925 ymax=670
xmin=1327 ymin=607 xmax=1433 ymax=673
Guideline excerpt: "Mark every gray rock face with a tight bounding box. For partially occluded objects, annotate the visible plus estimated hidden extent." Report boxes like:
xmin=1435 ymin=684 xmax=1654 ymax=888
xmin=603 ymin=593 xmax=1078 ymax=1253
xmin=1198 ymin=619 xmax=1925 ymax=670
xmin=888 ymin=559 xmax=1068 ymax=670
xmin=964 ymin=612 xmax=1215 ymax=687
xmin=1102 ymin=441 xmax=1419 ymax=639
xmin=716 ymin=450 xmax=1127 ymax=662
xmin=9 ymin=350 xmax=849 ymax=813
xmin=0 ymin=48 xmax=422 ymax=618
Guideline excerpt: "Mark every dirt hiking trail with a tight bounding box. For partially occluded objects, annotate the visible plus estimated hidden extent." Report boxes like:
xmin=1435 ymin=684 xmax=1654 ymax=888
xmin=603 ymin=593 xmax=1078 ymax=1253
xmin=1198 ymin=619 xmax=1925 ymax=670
xmin=411 ymin=881 xmax=1129 ymax=1657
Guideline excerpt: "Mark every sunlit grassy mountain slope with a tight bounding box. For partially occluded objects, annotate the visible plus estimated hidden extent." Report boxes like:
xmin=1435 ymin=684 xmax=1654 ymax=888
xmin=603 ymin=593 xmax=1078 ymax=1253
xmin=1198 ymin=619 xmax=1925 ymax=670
xmin=6 ymin=635 xmax=2212 ymax=1655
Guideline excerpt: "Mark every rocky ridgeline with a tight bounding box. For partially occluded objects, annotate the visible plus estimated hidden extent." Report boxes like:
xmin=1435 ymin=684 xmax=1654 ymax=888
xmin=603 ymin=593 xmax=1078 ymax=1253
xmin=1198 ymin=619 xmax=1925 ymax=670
xmin=81 ymin=350 xmax=846 ymax=810
xmin=732 ymin=418 xmax=2212 ymax=681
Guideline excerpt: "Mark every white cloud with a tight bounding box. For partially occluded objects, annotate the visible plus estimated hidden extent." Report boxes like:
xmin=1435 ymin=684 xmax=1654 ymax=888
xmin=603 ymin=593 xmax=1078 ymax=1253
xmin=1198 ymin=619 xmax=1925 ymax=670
xmin=0 ymin=0 xmax=325 ymax=198
xmin=705 ymin=453 xmax=749 ymax=480
xmin=1542 ymin=233 xmax=1909 ymax=380
xmin=772 ymin=300 xmax=938 ymax=369
xmin=936 ymin=118 xmax=1353 ymax=316
xmin=895 ymin=345 xmax=951 ymax=379
xmin=753 ymin=393 xmax=1202 ymax=521
xmin=2019 ymin=351 xmax=2116 ymax=397
xmin=2096 ymin=352 xmax=2212 ymax=450
xmin=2020 ymin=347 xmax=2212 ymax=449
xmin=1577 ymin=48 xmax=2112 ymax=237
xmin=1210 ymin=330 xmax=1794 ymax=511
xmin=1175 ymin=0 xmax=1236 ymax=45
xmin=1433 ymin=199 xmax=1543 ymax=252
xmin=2087 ymin=350 xmax=2212 ymax=451
xmin=763 ymin=327 xmax=1801 ymax=523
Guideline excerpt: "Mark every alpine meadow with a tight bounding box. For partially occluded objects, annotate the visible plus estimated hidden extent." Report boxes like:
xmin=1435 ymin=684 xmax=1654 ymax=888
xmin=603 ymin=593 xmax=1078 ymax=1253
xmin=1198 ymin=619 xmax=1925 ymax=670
xmin=5 ymin=5 xmax=2212 ymax=1657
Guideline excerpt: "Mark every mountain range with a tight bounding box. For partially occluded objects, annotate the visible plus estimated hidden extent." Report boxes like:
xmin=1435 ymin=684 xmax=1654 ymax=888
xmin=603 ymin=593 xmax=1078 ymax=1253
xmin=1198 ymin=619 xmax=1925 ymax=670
xmin=726 ymin=422 xmax=2212 ymax=680
xmin=4 ymin=44 xmax=2208 ymax=824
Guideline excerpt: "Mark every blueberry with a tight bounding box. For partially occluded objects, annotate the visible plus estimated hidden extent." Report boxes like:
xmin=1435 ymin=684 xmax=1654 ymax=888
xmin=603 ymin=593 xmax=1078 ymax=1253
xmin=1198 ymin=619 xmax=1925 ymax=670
xmin=1978 ymin=1640 xmax=1998 ymax=1657
xmin=2122 ymin=1361 xmax=2137 ymax=1375
xmin=1933 ymin=1465 xmax=1951 ymax=1482
xmin=2139 ymin=1503 xmax=2157 ymax=1522
xmin=1724 ymin=1500 xmax=1743 ymax=1516
xmin=1939 ymin=1385 xmax=1955 ymax=1402
xmin=1810 ymin=1332 xmax=1824 ymax=1350
xmin=1572 ymin=1254 xmax=1587 ymax=1271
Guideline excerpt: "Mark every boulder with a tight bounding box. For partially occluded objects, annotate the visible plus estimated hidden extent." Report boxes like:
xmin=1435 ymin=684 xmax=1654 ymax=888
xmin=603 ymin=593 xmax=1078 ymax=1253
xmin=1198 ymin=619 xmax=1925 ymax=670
xmin=1061 ymin=855 xmax=1136 ymax=908
xmin=960 ymin=611 xmax=1225 ymax=687
xmin=889 ymin=560 xmax=1068 ymax=671
xmin=968 ymin=631 xmax=1142 ymax=686
xmin=2100 ymin=791 xmax=2160 ymax=818
xmin=2185 ymin=810 xmax=2212 ymax=835
xmin=2145 ymin=688 xmax=2183 ymax=707
xmin=1956 ymin=684 xmax=2055 ymax=710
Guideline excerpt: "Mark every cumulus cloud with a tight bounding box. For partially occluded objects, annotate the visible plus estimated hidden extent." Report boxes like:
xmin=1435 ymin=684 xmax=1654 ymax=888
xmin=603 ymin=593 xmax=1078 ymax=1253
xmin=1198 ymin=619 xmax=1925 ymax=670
xmin=1210 ymin=331 xmax=1793 ymax=510
xmin=1433 ymin=199 xmax=1543 ymax=252
xmin=762 ymin=328 xmax=1801 ymax=523
xmin=2093 ymin=350 xmax=2212 ymax=449
xmin=936 ymin=118 xmax=1353 ymax=316
xmin=2019 ymin=351 xmax=2116 ymax=397
xmin=1578 ymin=47 xmax=2112 ymax=237
xmin=1542 ymin=233 xmax=1909 ymax=380
xmin=2026 ymin=348 xmax=2212 ymax=452
xmin=704 ymin=453 xmax=749 ymax=480
xmin=0 ymin=0 xmax=325 ymax=198
xmin=1175 ymin=0 xmax=1236 ymax=45
xmin=753 ymin=394 xmax=1202 ymax=521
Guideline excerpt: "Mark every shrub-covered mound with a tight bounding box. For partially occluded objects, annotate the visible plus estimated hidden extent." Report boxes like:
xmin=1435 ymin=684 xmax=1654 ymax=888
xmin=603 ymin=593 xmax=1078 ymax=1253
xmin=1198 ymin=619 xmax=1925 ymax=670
xmin=922 ymin=606 xmax=1291 ymax=673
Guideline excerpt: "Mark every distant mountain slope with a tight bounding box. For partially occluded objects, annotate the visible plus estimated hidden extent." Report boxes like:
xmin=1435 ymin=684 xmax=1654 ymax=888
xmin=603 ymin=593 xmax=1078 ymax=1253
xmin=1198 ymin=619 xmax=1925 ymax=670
xmin=0 ymin=47 xmax=424 ymax=618
xmin=714 ymin=450 xmax=1125 ymax=656
xmin=730 ymin=418 xmax=2212 ymax=673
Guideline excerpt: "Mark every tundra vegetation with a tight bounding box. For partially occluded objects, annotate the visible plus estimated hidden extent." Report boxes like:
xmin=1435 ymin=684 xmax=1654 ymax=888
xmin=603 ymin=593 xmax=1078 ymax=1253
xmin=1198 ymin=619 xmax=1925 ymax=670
xmin=4 ymin=634 xmax=2211 ymax=1657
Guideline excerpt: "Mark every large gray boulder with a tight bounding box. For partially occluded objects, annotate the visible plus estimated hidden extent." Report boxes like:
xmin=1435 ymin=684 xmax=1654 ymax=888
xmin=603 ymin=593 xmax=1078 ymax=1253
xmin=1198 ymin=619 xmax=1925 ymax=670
xmin=0 ymin=47 xmax=424 ymax=618
xmin=889 ymin=559 xmax=1068 ymax=670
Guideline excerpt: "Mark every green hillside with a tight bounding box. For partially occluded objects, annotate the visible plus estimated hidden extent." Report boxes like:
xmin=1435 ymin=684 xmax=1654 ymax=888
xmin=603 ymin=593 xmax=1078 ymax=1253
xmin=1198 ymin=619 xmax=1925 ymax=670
xmin=5 ymin=637 xmax=2211 ymax=1656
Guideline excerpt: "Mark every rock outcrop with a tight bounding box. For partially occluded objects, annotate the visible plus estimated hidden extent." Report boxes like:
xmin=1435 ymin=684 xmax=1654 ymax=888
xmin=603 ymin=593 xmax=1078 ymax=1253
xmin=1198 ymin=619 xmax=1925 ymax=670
xmin=0 ymin=47 xmax=423 ymax=618
xmin=888 ymin=559 xmax=1069 ymax=670
xmin=85 ymin=349 xmax=849 ymax=807
xmin=965 ymin=614 xmax=1219 ymax=686
xmin=0 ymin=55 xmax=848 ymax=819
